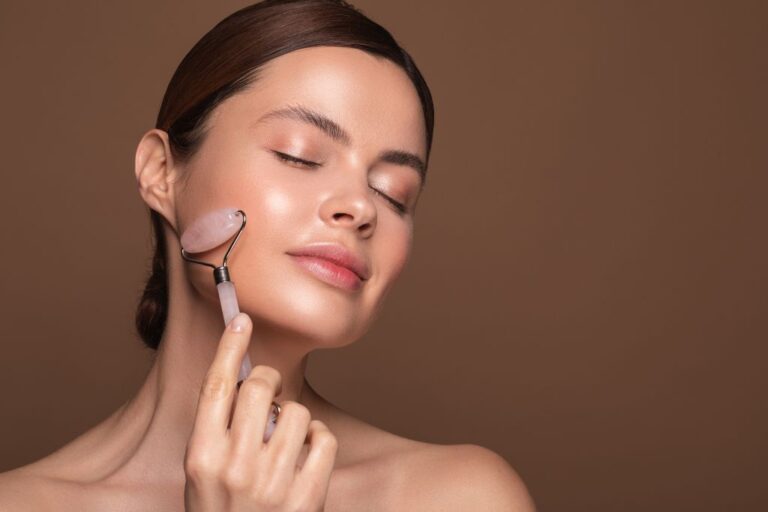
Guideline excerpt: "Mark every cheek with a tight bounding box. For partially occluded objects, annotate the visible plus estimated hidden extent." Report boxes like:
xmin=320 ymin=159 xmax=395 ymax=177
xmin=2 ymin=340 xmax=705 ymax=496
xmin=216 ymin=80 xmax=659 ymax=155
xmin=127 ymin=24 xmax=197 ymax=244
xmin=178 ymin=163 xmax=307 ymax=282
xmin=246 ymin=182 xmax=295 ymax=221
xmin=226 ymin=160 xmax=309 ymax=227
xmin=375 ymin=222 xmax=413 ymax=290
xmin=228 ymin=178 xmax=307 ymax=266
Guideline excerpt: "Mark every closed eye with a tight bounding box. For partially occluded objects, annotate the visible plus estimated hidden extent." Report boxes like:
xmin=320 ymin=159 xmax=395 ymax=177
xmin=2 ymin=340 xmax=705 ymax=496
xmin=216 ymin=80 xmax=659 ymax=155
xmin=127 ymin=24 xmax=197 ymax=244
xmin=271 ymin=150 xmax=408 ymax=215
xmin=272 ymin=150 xmax=320 ymax=168
xmin=371 ymin=188 xmax=407 ymax=214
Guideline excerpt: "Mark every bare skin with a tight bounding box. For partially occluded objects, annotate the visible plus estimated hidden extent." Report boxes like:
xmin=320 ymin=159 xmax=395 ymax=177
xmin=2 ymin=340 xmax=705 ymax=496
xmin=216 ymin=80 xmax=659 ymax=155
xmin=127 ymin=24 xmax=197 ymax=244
xmin=0 ymin=46 xmax=535 ymax=511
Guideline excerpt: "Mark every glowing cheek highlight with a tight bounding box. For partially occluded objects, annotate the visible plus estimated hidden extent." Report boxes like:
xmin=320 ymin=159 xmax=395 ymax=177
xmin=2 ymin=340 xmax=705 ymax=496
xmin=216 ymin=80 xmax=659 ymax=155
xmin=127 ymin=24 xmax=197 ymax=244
xmin=263 ymin=188 xmax=294 ymax=216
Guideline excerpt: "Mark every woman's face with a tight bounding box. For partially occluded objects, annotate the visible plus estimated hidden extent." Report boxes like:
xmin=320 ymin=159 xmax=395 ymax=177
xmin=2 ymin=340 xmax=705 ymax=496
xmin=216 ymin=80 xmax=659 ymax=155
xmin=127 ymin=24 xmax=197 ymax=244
xmin=172 ymin=46 xmax=427 ymax=347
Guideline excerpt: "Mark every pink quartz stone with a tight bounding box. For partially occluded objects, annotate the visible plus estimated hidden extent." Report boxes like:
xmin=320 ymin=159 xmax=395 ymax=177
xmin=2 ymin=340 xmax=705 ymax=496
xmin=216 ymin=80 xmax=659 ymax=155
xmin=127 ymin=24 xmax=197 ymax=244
xmin=180 ymin=207 xmax=242 ymax=253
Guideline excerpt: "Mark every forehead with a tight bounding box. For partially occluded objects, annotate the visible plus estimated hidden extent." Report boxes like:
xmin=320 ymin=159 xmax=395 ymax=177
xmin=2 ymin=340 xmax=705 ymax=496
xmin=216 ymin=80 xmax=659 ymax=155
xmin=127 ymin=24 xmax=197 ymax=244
xmin=215 ymin=46 xmax=427 ymax=157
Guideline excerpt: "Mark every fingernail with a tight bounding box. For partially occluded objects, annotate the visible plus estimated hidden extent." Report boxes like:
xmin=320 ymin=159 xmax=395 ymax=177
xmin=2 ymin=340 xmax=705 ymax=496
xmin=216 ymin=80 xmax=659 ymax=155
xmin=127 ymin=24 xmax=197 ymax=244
xmin=230 ymin=313 xmax=248 ymax=332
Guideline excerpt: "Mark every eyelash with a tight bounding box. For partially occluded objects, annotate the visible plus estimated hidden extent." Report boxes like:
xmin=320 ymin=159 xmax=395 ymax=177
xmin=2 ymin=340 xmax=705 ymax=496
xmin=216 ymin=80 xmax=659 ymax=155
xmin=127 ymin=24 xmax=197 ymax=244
xmin=272 ymin=151 xmax=408 ymax=215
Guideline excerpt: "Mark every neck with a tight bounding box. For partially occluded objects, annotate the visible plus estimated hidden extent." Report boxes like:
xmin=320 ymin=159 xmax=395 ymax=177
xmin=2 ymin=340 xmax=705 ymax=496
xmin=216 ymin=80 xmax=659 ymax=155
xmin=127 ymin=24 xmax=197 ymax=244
xmin=47 ymin=236 xmax=336 ymax=490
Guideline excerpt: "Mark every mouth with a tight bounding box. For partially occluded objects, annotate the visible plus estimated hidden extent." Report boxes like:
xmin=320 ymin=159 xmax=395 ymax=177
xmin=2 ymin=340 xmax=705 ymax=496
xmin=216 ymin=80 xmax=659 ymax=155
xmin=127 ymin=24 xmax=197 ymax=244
xmin=286 ymin=242 xmax=370 ymax=292
xmin=288 ymin=254 xmax=364 ymax=291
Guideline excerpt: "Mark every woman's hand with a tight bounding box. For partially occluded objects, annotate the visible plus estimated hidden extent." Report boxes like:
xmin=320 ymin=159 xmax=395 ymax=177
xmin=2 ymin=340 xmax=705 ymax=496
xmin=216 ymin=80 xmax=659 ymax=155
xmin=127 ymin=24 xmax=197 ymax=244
xmin=183 ymin=312 xmax=338 ymax=511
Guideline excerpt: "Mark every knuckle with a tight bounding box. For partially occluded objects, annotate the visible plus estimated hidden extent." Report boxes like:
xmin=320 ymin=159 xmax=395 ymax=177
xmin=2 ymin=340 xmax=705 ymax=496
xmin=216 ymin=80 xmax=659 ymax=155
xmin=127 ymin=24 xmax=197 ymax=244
xmin=218 ymin=335 xmax=242 ymax=357
xmin=184 ymin=449 xmax=218 ymax=482
xmin=309 ymin=419 xmax=327 ymax=429
xmin=250 ymin=364 xmax=282 ymax=384
xmin=201 ymin=371 xmax=231 ymax=400
xmin=282 ymin=401 xmax=311 ymax=423
xmin=317 ymin=431 xmax=338 ymax=452
xmin=310 ymin=421 xmax=338 ymax=451
xmin=239 ymin=376 xmax=274 ymax=395
xmin=221 ymin=465 xmax=250 ymax=492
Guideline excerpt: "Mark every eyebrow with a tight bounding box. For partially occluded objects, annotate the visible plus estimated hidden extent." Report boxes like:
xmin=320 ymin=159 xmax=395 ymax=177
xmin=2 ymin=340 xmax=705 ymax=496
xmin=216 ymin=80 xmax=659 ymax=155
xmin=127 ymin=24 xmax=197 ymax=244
xmin=256 ymin=104 xmax=426 ymax=184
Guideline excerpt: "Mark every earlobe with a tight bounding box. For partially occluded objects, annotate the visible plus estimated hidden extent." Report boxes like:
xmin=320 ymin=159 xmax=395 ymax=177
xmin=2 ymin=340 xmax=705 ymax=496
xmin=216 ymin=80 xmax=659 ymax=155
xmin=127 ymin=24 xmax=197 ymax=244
xmin=134 ymin=128 xmax=180 ymax=227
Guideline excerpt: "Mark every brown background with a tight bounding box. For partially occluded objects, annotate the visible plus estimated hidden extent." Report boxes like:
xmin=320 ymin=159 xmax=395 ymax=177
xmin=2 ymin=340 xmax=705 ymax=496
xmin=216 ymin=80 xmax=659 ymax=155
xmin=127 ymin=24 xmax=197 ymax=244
xmin=1 ymin=1 xmax=766 ymax=510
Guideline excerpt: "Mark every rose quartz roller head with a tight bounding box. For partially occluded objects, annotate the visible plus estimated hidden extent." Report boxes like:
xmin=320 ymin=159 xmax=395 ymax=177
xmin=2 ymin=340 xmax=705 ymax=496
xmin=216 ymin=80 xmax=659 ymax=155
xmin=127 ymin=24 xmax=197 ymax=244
xmin=179 ymin=208 xmax=253 ymax=382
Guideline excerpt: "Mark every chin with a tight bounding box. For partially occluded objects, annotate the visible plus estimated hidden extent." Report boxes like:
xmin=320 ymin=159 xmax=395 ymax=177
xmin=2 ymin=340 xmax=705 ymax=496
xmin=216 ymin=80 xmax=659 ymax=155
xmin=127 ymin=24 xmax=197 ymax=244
xmin=237 ymin=279 xmax=373 ymax=349
xmin=248 ymin=306 xmax=368 ymax=350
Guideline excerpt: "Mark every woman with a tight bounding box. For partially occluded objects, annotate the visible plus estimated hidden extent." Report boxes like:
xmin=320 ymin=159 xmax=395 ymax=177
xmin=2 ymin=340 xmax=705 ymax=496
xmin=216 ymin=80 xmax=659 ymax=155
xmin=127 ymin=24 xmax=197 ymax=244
xmin=0 ymin=0 xmax=535 ymax=510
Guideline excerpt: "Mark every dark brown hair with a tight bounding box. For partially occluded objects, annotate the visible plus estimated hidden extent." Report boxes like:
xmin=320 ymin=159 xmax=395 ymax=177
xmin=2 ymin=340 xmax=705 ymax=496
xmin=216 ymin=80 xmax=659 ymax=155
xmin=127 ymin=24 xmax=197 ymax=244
xmin=135 ymin=0 xmax=435 ymax=350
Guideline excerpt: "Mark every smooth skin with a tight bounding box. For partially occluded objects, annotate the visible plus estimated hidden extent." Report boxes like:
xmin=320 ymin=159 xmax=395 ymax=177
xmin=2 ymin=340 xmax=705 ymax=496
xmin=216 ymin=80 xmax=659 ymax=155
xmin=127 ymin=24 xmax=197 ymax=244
xmin=0 ymin=46 xmax=535 ymax=511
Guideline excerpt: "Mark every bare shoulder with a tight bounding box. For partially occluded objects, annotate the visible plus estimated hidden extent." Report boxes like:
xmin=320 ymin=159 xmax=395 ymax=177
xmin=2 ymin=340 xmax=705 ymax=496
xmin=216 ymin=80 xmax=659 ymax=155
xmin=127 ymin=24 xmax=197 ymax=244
xmin=324 ymin=405 xmax=536 ymax=511
xmin=0 ymin=466 xmax=57 ymax=511
xmin=392 ymin=443 xmax=537 ymax=512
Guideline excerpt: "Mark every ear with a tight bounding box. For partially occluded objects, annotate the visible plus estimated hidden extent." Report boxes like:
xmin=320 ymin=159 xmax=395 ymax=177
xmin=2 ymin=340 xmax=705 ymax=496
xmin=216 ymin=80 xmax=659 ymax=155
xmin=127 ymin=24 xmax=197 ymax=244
xmin=134 ymin=128 xmax=182 ymax=229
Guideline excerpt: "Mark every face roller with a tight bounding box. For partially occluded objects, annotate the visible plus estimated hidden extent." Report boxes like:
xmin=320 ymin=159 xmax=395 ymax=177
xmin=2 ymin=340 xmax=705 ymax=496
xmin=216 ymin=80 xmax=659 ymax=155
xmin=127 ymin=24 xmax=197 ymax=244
xmin=180 ymin=208 xmax=281 ymax=442
xmin=179 ymin=208 xmax=253 ymax=383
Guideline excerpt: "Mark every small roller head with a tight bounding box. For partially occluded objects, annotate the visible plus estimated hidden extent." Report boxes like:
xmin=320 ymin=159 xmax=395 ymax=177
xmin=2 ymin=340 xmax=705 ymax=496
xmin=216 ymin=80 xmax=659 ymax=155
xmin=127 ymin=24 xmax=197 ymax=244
xmin=180 ymin=207 xmax=242 ymax=253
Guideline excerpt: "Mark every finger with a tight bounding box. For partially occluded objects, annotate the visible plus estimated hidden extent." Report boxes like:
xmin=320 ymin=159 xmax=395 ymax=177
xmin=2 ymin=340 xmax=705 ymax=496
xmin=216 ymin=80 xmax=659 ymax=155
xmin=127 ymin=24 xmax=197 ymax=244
xmin=294 ymin=420 xmax=337 ymax=500
xmin=229 ymin=365 xmax=282 ymax=455
xmin=265 ymin=401 xmax=312 ymax=481
xmin=190 ymin=312 xmax=252 ymax=443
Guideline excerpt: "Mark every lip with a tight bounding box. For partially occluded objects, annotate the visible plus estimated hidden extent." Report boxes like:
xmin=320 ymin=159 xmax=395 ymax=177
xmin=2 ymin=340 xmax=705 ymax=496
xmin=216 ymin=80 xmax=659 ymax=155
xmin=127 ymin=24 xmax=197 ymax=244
xmin=286 ymin=242 xmax=370 ymax=291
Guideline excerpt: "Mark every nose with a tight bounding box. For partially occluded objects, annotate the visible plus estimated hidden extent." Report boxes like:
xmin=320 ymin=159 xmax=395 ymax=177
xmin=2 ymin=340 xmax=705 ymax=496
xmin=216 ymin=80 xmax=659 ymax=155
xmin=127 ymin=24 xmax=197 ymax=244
xmin=318 ymin=175 xmax=377 ymax=237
